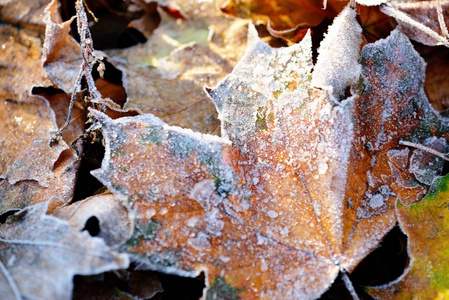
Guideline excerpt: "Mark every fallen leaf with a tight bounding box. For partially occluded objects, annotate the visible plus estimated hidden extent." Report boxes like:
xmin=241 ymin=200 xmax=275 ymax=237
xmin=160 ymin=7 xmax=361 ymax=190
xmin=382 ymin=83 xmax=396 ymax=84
xmin=0 ymin=22 xmax=83 ymax=213
xmin=367 ymin=174 xmax=449 ymax=299
xmin=0 ymin=0 xmax=50 ymax=30
xmin=107 ymin=6 xmax=248 ymax=133
xmin=89 ymin=5 xmax=448 ymax=298
xmin=53 ymin=193 xmax=133 ymax=247
xmin=42 ymin=0 xmax=82 ymax=94
xmin=221 ymin=0 xmax=345 ymax=31
xmin=381 ymin=0 xmax=449 ymax=46
xmin=0 ymin=202 xmax=129 ymax=300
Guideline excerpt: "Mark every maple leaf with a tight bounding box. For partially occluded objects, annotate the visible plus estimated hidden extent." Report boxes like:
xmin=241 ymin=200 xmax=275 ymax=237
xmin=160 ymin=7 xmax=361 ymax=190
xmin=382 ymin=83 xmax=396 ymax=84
xmin=367 ymin=174 xmax=449 ymax=299
xmin=0 ymin=202 xmax=129 ymax=300
xmin=89 ymin=6 xmax=448 ymax=298
xmin=0 ymin=7 xmax=83 ymax=213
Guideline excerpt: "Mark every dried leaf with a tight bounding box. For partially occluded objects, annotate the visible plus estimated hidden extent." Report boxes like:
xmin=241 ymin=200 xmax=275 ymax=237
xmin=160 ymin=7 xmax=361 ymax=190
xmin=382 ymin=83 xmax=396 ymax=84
xmin=42 ymin=0 xmax=82 ymax=93
xmin=0 ymin=23 xmax=84 ymax=213
xmin=381 ymin=0 xmax=449 ymax=46
xmin=367 ymin=174 xmax=449 ymax=299
xmin=107 ymin=7 xmax=248 ymax=133
xmin=53 ymin=193 xmax=133 ymax=247
xmin=90 ymin=9 xmax=448 ymax=297
xmin=0 ymin=202 xmax=129 ymax=300
xmin=221 ymin=0 xmax=345 ymax=31
xmin=0 ymin=0 xmax=50 ymax=30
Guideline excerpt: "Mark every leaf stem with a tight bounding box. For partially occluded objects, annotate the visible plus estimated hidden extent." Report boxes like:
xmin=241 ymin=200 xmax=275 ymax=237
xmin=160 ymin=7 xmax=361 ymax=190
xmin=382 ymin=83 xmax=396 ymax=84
xmin=399 ymin=140 xmax=449 ymax=161
xmin=342 ymin=272 xmax=360 ymax=300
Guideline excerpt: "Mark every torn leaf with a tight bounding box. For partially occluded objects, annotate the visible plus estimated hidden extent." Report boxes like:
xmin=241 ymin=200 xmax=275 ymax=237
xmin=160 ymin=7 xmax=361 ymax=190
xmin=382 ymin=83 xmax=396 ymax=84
xmin=0 ymin=202 xmax=129 ymax=300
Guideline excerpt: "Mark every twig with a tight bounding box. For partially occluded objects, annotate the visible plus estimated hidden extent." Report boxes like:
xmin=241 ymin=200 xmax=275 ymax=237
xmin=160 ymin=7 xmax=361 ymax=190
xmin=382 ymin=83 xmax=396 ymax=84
xmin=50 ymin=0 xmax=112 ymax=146
xmin=399 ymin=140 xmax=449 ymax=161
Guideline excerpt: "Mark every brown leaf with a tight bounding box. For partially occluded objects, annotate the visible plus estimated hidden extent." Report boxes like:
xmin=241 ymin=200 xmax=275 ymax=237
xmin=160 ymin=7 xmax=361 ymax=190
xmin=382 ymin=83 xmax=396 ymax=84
xmin=42 ymin=0 xmax=82 ymax=93
xmin=0 ymin=0 xmax=50 ymax=30
xmin=90 ymin=7 xmax=448 ymax=298
xmin=0 ymin=23 xmax=84 ymax=213
xmin=381 ymin=0 xmax=449 ymax=46
xmin=221 ymin=0 xmax=345 ymax=31
xmin=0 ymin=202 xmax=129 ymax=300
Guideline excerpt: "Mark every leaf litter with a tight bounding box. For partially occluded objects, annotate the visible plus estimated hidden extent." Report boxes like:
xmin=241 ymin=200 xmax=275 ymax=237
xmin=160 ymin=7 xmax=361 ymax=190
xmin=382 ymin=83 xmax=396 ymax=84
xmin=88 ymin=5 xmax=449 ymax=298
xmin=2 ymin=0 xmax=449 ymax=298
xmin=0 ymin=202 xmax=129 ymax=300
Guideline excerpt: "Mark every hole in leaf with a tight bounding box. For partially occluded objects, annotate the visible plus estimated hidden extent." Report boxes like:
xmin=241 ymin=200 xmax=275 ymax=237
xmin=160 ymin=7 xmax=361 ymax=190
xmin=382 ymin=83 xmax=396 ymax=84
xmin=157 ymin=271 xmax=205 ymax=300
xmin=351 ymin=225 xmax=409 ymax=287
xmin=0 ymin=209 xmax=20 ymax=224
xmin=82 ymin=216 xmax=100 ymax=237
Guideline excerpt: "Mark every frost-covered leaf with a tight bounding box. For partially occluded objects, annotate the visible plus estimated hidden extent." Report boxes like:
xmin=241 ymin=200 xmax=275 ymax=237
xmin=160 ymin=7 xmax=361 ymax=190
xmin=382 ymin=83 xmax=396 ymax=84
xmin=0 ymin=202 xmax=129 ymax=300
xmin=0 ymin=22 xmax=83 ymax=213
xmin=0 ymin=0 xmax=50 ymax=29
xmin=42 ymin=0 xmax=82 ymax=93
xmin=367 ymin=174 xmax=449 ymax=299
xmin=107 ymin=6 xmax=248 ymax=134
xmin=53 ymin=193 xmax=133 ymax=247
xmin=90 ymin=12 xmax=448 ymax=297
xmin=381 ymin=0 xmax=449 ymax=46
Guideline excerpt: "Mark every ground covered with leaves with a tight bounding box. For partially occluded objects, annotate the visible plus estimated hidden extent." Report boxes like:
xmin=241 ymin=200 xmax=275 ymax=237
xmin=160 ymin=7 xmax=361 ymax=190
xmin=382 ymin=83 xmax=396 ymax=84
xmin=2 ymin=0 xmax=449 ymax=299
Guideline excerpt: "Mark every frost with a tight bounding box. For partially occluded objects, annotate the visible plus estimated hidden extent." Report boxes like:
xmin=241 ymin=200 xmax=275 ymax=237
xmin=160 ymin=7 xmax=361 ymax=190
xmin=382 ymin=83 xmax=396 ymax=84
xmin=189 ymin=179 xmax=221 ymax=210
xmin=267 ymin=210 xmax=278 ymax=218
xmin=369 ymin=194 xmax=385 ymax=209
xmin=312 ymin=5 xmax=362 ymax=103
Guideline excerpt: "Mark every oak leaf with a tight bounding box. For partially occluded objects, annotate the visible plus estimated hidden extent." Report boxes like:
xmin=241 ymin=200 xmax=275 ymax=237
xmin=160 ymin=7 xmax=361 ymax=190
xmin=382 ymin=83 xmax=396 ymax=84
xmin=89 ymin=6 xmax=448 ymax=298
xmin=0 ymin=21 xmax=83 ymax=213
xmin=0 ymin=202 xmax=129 ymax=300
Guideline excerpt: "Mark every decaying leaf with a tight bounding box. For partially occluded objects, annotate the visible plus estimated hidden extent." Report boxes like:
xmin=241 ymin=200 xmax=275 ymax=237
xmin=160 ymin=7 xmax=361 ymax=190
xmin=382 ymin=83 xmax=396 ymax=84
xmin=107 ymin=5 xmax=248 ymax=134
xmin=367 ymin=174 xmax=449 ymax=299
xmin=0 ymin=202 xmax=129 ymax=300
xmin=89 ymin=6 xmax=448 ymax=298
xmin=42 ymin=0 xmax=82 ymax=94
xmin=381 ymin=0 xmax=449 ymax=47
xmin=0 ymin=23 xmax=82 ymax=213
xmin=221 ymin=0 xmax=345 ymax=31
xmin=0 ymin=0 xmax=50 ymax=30
xmin=53 ymin=193 xmax=133 ymax=247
